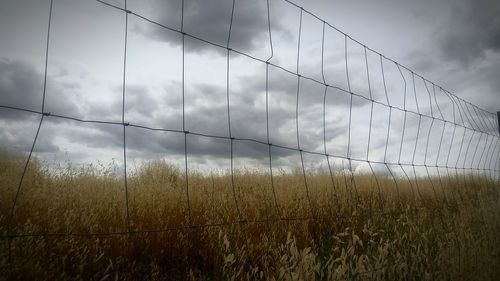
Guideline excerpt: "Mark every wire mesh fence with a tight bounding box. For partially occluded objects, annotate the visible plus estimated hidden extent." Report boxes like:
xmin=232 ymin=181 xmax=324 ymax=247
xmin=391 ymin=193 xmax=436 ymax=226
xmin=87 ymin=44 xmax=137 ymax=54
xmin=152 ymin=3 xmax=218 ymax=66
xmin=0 ymin=0 xmax=499 ymax=279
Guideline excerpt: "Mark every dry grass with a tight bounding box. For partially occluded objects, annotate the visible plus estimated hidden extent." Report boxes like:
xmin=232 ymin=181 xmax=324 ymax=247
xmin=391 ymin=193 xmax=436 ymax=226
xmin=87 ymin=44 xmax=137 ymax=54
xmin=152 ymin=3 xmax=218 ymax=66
xmin=0 ymin=150 xmax=499 ymax=280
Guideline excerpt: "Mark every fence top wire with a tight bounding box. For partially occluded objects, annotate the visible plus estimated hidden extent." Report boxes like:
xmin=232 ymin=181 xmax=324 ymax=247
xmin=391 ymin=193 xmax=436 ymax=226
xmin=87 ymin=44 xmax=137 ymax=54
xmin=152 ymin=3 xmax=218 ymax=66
xmin=90 ymin=0 xmax=498 ymax=138
xmin=282 ymin=0 xmax=497 ymax=117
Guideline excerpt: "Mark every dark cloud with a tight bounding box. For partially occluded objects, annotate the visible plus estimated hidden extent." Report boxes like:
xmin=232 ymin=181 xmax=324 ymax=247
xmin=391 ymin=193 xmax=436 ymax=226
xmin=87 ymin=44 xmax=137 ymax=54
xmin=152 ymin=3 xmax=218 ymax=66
xmin=84 ymin=84 xmax=175 ymax=126
xmin=1 ymin=0 xmax=498 ymax=173
xmin=0 ymin=73 xmax=344 ymax=163
xmin=436 ymin=0 xmax=500 ymax=66
xmin=0 ymin=115 xmax=59 ymax=155
xmin=132 ymin=0 xmax=287 ymax=54
xmin=42 ymin=116 xmax=295 ymax=164
xmin=0 ymin=59 xmax=45 ymax=115
xmin=0 ymin=59 xmax=81 ymax=119
xmin=1 ymin=72 xmax=494 ymax=171
xmin=124 ymin=85 xmax=161 ymax=116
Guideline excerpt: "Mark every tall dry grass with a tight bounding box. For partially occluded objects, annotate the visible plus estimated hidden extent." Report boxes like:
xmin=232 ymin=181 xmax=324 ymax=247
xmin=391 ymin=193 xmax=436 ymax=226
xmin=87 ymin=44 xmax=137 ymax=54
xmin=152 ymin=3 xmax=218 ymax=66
xmin=0 ymin=150 xmax=499 ymax=280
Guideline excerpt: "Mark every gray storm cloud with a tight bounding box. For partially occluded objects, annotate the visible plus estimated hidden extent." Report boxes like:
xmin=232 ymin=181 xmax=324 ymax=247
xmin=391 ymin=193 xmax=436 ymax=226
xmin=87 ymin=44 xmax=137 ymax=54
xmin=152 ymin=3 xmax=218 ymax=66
xmin=0 ymin=59 xmax=81 ymax=119
xmin=131 ymin=0 xmax=289 ymax=55
xmin=0 ymin=0 xmax=498 ymax=173
xmin=436 ymin=0 xmax=500 ymax=66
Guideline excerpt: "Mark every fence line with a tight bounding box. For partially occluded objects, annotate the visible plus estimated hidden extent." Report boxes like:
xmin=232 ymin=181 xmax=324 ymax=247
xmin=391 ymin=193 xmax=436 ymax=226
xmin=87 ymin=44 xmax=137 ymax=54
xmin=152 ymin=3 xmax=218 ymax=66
xmin=0 ymin=0 xmax=499 ymax=236
xmin=1 ymin=0 xmax=499 ymax=278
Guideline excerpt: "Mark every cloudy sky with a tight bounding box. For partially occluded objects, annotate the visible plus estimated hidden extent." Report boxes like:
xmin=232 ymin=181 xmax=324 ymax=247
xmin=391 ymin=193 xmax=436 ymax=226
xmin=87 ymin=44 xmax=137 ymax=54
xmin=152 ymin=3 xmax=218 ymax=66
xmin=0 ymin=0 xmax=499 ymax=176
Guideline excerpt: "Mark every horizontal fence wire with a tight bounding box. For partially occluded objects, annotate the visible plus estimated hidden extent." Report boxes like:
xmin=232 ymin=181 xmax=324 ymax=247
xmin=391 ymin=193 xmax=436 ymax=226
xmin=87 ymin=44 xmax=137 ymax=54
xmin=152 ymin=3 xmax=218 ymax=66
xmin=1 ymin=0 xmax=499 ymax=279
xmin=1 ymin=104 xmax=498 ymax=172
xmin=1 ymin=194 xmax=499 ymax=239
xmin=0 ymin=0 xmax=498 ymax=236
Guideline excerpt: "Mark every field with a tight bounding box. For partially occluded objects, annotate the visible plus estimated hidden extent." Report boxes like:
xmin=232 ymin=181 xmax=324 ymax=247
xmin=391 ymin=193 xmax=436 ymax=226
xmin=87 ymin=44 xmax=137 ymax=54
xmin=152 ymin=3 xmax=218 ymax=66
xmin=1 ymin=150 xmax=499 ymax=280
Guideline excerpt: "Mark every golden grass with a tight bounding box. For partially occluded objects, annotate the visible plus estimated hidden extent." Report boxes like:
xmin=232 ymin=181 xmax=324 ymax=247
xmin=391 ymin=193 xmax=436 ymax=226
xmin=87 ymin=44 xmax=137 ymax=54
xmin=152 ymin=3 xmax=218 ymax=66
xmin=0 ymin=150 xmax=499 ymax=280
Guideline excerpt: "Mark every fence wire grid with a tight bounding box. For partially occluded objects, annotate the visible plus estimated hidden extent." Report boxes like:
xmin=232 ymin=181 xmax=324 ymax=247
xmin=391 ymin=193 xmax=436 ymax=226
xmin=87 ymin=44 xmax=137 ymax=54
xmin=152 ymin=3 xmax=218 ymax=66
xmin=1 ymin=0 xmax=500 ymax=279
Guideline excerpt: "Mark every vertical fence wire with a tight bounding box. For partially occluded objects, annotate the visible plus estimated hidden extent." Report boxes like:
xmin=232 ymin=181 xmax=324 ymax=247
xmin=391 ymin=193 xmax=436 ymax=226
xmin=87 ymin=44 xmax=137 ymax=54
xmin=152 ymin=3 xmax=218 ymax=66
xmin=121 ymin=0 xmax=131 ymax=234
xmin=265 ymin=0 xmax=280 ymax=219
xmin=395 ymin=63 xmax=417 ymax=206
xmin=321 ymin=20 xmax=339 ymax=212
xmin=344 ymin=35 xmax=361 ymax=206
xmin=180 ymin=0 xmax=192 ymax=223
xmin=379 ymin=57 xmax=401 ymax=206
xmin=225 ymin=0 xmax=243 ymax=221
xmin=410 ymin=72 xmax=426 ymax=205
xmin=6 ymin=0 xmax=53 ymax=275
xmin=295 ymin=7 xmax=315 ymax=219
xmin=364 ymin=47 xmax=383 ymax=205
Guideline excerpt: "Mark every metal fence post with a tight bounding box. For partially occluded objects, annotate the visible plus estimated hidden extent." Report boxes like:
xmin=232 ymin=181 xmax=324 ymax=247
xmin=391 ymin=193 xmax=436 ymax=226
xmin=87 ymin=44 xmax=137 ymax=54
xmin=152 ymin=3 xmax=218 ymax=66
xmin=498 ymin=111 xmax=500 ymax=135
